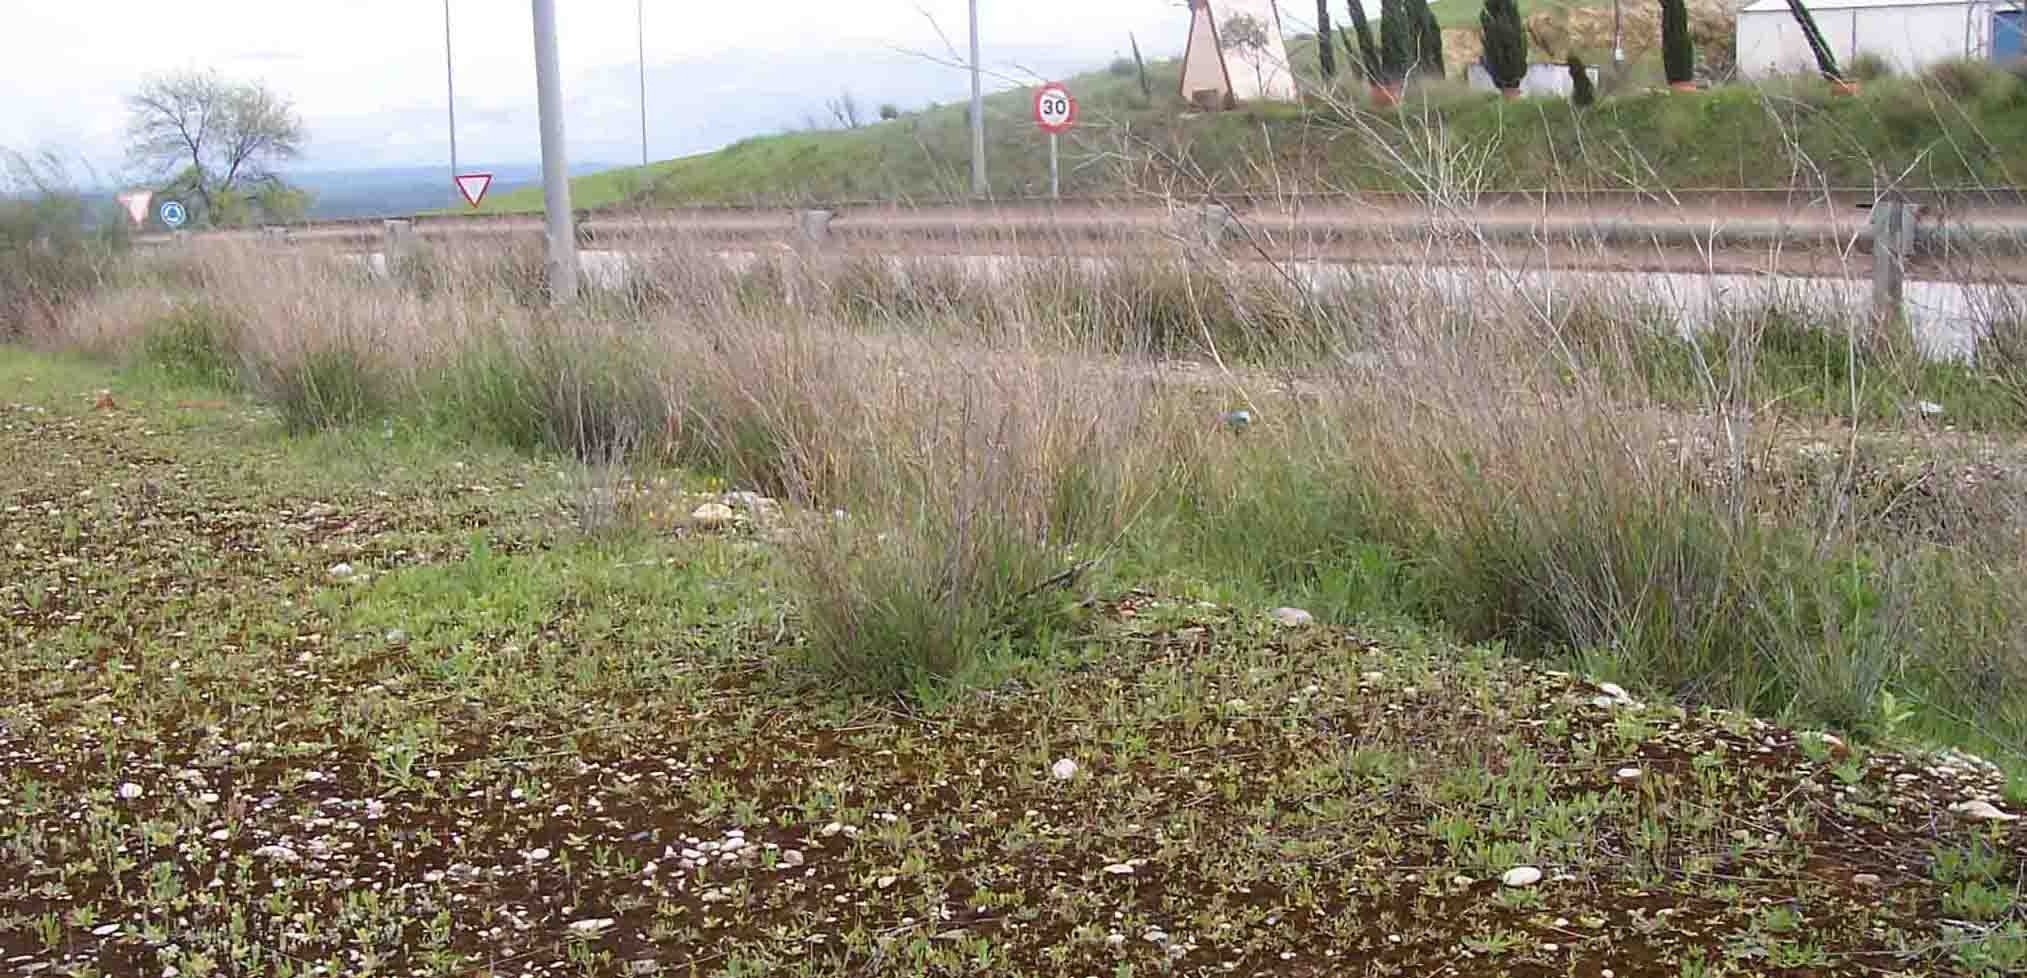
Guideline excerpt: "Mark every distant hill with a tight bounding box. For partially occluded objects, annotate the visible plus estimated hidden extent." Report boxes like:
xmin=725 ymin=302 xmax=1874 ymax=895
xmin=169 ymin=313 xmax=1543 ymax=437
xmin=285 ymin=163 xmax=620 ymax=221
xmin=430 ymin=14 xmax=2027 ymax=213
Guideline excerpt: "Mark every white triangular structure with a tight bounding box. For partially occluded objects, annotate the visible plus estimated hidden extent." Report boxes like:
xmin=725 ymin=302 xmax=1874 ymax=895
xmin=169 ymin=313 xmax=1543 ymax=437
xmin=455 ymin=173 xmax=494 ymax=208
xmin=1179 ymin=0 xmax=1299 ymax=106
xmin=115 ymin=191 xmax=153 ymax=226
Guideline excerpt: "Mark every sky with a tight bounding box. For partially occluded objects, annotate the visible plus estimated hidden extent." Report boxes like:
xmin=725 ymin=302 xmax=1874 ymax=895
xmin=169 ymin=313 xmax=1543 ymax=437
xmin=0 ymin=0 xmax=1307 ymax=183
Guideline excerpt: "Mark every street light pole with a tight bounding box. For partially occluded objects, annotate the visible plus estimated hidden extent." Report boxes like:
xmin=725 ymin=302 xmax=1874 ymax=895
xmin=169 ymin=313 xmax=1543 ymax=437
xmin=532 ymin=0 xmax=578 ymax=303
xmin=638 ymin=0 xmax=649 ymax=168
xmin=444 ymin=0 xmax=460 ymax=208
xmin=968 ymin=0 xmax=986 ymax=197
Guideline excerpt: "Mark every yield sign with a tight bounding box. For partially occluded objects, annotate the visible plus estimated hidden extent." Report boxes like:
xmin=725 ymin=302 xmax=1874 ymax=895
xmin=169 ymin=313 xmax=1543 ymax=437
xmin=115 ymin=191 xmax=153 ymax=226
xmin=455 ymin=173 xmax=494 ymax=208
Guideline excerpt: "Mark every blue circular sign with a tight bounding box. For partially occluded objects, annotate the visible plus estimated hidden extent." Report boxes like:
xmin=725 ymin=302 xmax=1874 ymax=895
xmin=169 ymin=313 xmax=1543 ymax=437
xmin=159 ymin=200 xmax=187 ymax=229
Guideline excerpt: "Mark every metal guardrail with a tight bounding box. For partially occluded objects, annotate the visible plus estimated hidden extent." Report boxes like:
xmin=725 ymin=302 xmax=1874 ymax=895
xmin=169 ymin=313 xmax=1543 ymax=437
xmin=136 ymin=185 xmax=2027 ymax=245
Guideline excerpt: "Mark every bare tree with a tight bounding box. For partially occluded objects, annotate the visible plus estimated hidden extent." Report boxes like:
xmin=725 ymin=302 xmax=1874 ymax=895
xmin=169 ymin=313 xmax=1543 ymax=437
xmin=826 ymin=89 xmax=866 ymax=129
xmin=1221 ymin=13 xmax=1275 ymax=96
xmin=125 ymin=70 xmax=304 ymax=222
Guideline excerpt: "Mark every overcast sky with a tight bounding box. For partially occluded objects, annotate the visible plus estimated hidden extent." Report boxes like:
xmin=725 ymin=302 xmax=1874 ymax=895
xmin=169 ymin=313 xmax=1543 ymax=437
xmin=0 ymin=0 xmax=1288 ymax=182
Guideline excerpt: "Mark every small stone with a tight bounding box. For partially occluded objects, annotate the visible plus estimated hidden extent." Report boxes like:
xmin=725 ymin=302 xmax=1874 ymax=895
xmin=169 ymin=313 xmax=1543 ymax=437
xmin=700 ymin=887 xmax=731 ymax=903
xmin=1051 ymin=758 xmax=1079 ymax=781
xmin=1104 ymin=863 xmax=1136 ymax=875
xmin=117 ymin=782 xmax=143 ymax=800
xmin=1144 ymin=929 xmax=1169 ymax=944
xmin=1918 ymin=400 xmax=1945 ymax=416
xmin=1615 ymin=767 xmax=1643 ymax=781
xmin=1852 ymin=873 xmax=1882 ymax=886
xmin=91 ymin=924 xmax=120 ymax=936
xmin=1106 ymin=933 xmax=1126 ymax=948
xmin=877 ymin=875 xmax=898 ymax=889
xmin=385 ymin=629 xmax=408 ymax=643
xmin=1501 ymin=866 xmax=1543 ymax=887
xmin=1361 ymin=671 xmax=1384 ymax=683
xmin=1451 ymin=875 xmax=1474 ymax=888
xmin=820 ymin=821 xmax=843 ymax=837
xmin=198 ymin=791 xmax=220 ymax=804
xmin=1597 ymin=682 xmax=1632 ymax=702
xmin=568 ymin=918 xmax=615 ymax=936
xmin=781 ymin=849 xmax=805 ymax=868
xmin=252 ymin=844 xmax=300 ymax=864
xmin=327 ymin=562 xmax=354 ymax=580
xmin=1269 ymin=607 xmax=1314 ymax=627
xmin=525 ymin=847 xmax=551 ymax=862
xmin=690 ymin=502 xmax=737 ymax=526
xmin=1950 ymin=800 xmax=2020 ymax=822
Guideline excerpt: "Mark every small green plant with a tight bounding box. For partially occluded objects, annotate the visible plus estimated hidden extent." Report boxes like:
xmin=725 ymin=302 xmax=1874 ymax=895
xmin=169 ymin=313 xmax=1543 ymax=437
xmin=1568 ymin=54 xmax=1596 ymax=107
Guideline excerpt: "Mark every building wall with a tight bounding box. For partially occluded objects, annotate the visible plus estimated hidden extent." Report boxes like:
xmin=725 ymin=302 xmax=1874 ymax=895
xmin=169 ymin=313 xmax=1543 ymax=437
xmin=1180 ymin=7 xmax=1233 ymax=102
xmin=1466 ymin=62 xmax=1602 ymax=95
xmin=1736 ymin=1 xmax=1995 ymax=76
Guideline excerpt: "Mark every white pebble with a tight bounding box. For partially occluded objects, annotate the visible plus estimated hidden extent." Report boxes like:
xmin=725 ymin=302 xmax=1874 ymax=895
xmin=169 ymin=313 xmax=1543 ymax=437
xmin=1501 ymin=866 xmax=1543 ymax=887
xmin=1051 ymin=758 xmax=1079 ymax=781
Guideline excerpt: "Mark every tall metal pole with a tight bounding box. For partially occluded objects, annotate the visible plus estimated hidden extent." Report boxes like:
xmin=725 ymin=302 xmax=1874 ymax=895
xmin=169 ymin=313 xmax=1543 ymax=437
xmin=444 ymin=0 xmax=460 ymax=208
xmin=638 ymin=0 xmax=649 ymax=168
xmin=968 ymin=0 xmax=986 ymax=197
xmin=532 ymin=0 xmax=578 ymax=302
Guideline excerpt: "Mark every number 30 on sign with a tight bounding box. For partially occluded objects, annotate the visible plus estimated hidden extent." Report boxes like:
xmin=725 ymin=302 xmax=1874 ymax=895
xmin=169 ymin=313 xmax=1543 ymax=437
xmin=1033 ymin=83 xmax=1076 ymax=133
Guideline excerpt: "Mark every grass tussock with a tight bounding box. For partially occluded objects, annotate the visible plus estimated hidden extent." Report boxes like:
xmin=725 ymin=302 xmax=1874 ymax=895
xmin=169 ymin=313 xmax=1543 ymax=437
xmin=12 ymin=230 xmax=2027 ymax=763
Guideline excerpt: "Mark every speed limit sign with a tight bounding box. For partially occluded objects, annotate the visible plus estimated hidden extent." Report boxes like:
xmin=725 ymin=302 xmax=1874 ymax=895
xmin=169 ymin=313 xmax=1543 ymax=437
xmin=1033 ymin=83 xmax=1076 ymax=134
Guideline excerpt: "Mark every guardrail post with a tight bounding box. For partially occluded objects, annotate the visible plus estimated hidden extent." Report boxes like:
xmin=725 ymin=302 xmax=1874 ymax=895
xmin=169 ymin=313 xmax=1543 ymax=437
xmin=381 ymin=219 xmax=418 ymax=283
xmin=1193 ymin=204 xmax=1236 ymax=250
xmin=795 ymin=209 xmax=834 ymax=248
xmin=1870 ymin=198 xmax=1911 ymax=328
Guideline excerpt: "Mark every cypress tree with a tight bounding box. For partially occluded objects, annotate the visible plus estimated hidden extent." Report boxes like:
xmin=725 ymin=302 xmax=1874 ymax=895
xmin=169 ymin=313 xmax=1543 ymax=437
xmin=1661 ymin=0 xmax=1695 ymax=86
xmin=1347 ymin=0 xmax=1384 ymax=82
xmin=1380 ymin=0 xmax=1414 ymax=83
xmin=1416 ymin=0 xmax=1446 ymax=78
xmin=1784 ymin=0 xmax=1843 ymax=80
xmin=1480 ymin=0 xmax=1528 ymax=90
xmin=1317 ymin=0 xmax=1338 ymax=79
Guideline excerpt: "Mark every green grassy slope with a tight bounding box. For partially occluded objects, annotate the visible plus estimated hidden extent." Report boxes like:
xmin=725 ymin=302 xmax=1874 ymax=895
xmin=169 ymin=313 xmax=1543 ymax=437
xmin=471 ymin=42 xmax=2027 ymax=212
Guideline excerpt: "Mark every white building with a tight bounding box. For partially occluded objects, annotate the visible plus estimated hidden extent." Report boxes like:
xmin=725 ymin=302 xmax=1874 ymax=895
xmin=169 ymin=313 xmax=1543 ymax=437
xmin=1466 ymin=62 xmax=1603 ymax=95
xmin=1735 ymin=0 xmax=2024 ymax=77
xmin=1179 ymin=0 xmax=1301 ymax=105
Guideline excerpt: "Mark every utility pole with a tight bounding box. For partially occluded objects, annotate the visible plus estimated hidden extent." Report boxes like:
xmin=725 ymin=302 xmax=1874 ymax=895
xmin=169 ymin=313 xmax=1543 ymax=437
xmin=444 ymin=0 xmax=460 ymax=208
xmin=532 ymin=0 xmax=578 ymax=303
xmin=638 ymin=0 xmax=649 ymax=168
xmin=968 ymin=0 xmax=986 ymax=197
xmin=1612 ymin=0 xmax=1624 ymax=64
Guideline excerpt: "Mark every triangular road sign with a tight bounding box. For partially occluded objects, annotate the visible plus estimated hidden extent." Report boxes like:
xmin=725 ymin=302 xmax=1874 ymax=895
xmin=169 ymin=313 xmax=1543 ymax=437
xmin=455 ymin=173 xmax=494 ymax=208
xmin=116 ymin=191 xmax=153 ymax=226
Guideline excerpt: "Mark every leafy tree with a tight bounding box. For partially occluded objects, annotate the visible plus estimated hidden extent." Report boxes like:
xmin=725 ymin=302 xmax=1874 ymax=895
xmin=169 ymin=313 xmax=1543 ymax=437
xmin=125 ymin=70 xmax=304 ymax=226
xmin=1316 ymin=0 xmax=1338 ymax=79
xmin=1661 ymin=0 xmax=1695 ymax=86
xmin=1480 ymin=0 xmax=1529 ymax=90
xmin=1568 ymin=53 xmax=1597 ymax=106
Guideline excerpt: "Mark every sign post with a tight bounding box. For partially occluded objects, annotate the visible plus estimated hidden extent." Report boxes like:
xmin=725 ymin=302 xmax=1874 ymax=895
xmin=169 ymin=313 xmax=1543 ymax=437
xmin=158 ymin=200 xmax=187 ymax=230
xmin=1032 ymin=82 xmax=1076 ymax=201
